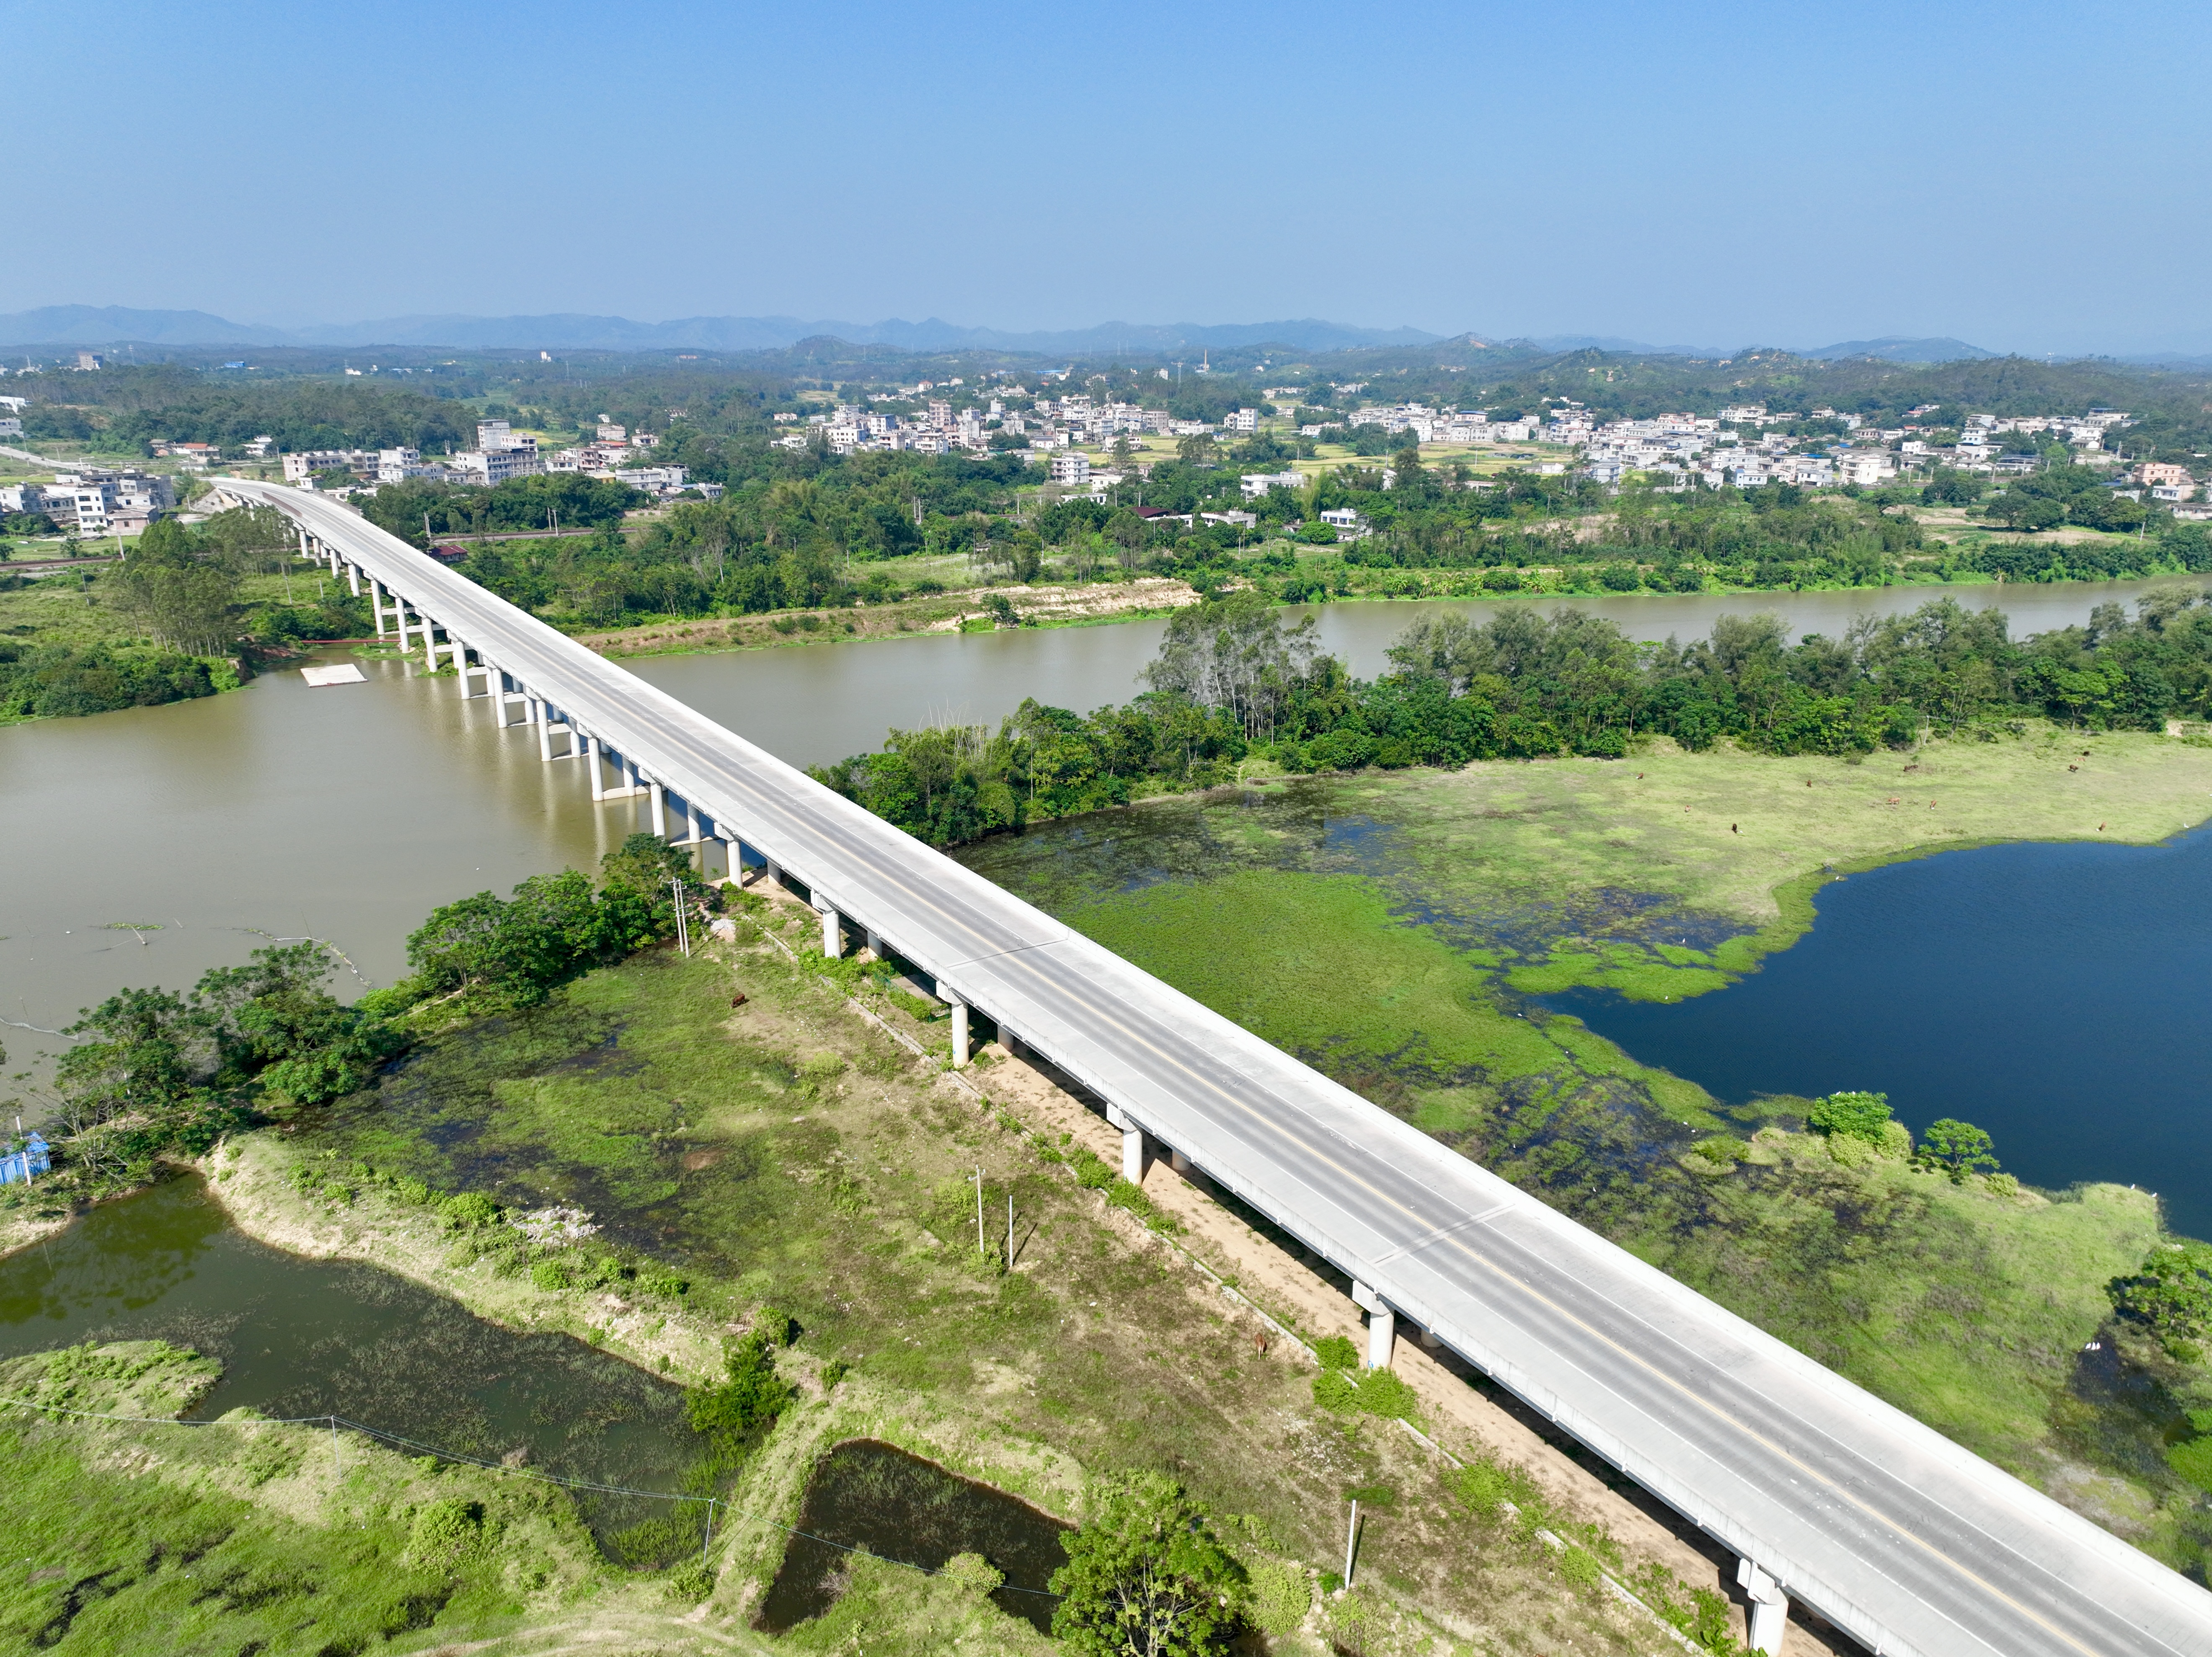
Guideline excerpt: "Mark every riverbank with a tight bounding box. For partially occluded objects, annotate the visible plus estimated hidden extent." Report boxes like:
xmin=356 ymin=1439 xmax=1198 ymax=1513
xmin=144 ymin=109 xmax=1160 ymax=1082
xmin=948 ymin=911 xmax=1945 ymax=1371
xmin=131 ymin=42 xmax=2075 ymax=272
xmin=960 ymin=725 xmax=2212 ymax=1571
xmin=573 ymin=575 xmax=1201 ymax=659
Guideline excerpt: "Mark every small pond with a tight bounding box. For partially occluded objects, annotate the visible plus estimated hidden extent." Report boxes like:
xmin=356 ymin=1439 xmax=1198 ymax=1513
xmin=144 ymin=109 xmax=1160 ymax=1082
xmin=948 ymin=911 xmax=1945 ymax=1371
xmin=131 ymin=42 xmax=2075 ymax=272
xmin=1548 ymin=827 xmax=2212 ymax=1237
xmin=757 ymin=1438 xmax=1071 ymax=1634
xmin=0 ymin=1175 xmax=703 ymax=1551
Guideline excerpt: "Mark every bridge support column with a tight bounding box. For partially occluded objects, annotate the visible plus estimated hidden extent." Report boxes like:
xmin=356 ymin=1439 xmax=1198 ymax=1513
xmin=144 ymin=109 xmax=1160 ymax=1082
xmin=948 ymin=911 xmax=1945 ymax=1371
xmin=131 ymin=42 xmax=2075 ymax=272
xmin=623 ymin=755 xmax=640 ymax=796
xmin=1106 ymin=1105 xmax=1148 ymax=1184
xmin=649 ymin=781 xmax=667 ymax=839
xmin=717 ymin=835 xmax=740 ymax=883
xmin=763 ymin=859 xmax=783 ymax=890
xmin=1169 ymin=1149 xmax=1192 ymax=1175
xmin=393 ymin=603 xmax=411 ymax=652
xmin=1735 ymin=1562 xmax=1787 ymax=1655
xmin=493 ymin=671 xmax=512 ymax=726
xmin=537 ymin=707 xmax=555 ymax=762
xmin=1352 ymin=1283 xmax=1395 ymax=1370
xmin=948 ymin=1000 xmax=969 ymax=1067
xmin=862 ymin=927 xmax=883 ymax=960
xmin=816 ymin=901 xmax=842 ymax=958
xmin=370 ymin=579 xmax=388 ymax=635
xmin=685 ymin=799 xmax=702 ymax=847
xmin=345 ymin=562 xmax=360 ymax=596
xmin=586 ymin=735 xmax=605 ymax=800
xmin=422 ymin=623 xmax=438 ymax=669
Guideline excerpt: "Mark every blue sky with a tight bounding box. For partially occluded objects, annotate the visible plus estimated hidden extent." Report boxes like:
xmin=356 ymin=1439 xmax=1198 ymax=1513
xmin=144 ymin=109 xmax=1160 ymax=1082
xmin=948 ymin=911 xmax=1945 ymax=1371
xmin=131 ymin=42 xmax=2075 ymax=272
xmin=8 ymin=0 xmax=2208 ymax=354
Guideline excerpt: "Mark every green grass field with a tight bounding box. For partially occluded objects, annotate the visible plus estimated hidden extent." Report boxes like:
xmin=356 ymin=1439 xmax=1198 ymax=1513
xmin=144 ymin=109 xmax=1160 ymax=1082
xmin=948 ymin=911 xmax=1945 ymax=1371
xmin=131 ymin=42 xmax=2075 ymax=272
xmin=964 ymin=727 xmax=2212 ymax=1570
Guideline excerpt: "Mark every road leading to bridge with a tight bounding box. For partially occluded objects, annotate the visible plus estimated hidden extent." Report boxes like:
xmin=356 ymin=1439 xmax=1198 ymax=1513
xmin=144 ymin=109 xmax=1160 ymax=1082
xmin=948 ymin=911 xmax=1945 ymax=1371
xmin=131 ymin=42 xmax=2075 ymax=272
xmin=216 ymin=480 xmax=2212 ymax=1657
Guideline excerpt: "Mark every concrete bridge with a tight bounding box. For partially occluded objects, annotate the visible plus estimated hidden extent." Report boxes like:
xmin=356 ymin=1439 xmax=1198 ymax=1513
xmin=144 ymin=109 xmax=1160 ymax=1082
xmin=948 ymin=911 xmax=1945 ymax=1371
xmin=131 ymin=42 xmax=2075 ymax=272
xmin=211 ymin=478 xmax=2212 ymax=1657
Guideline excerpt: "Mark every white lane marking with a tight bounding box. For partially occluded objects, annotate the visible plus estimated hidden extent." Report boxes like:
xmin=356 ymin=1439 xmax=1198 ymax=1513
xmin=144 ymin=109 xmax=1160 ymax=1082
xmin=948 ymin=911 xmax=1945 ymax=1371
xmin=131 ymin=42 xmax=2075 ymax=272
xmin=1367 ymin=1203 xmax=1520 ymax=1265
xmin=272 ymin=487 xmax=2144 ymax=1657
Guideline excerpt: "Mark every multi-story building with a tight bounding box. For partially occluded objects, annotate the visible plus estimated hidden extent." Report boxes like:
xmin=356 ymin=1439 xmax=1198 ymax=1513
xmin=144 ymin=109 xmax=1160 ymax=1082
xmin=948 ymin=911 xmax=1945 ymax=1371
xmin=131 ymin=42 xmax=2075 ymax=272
xmin=2138 ymin=462 xmax=2194 ymax=489
xmin=449 ymin=445 xmax=545 ymax=486
xmin=3 ymin=470 xmax=176 ymax=532
xmin=1048 ymin=452 xmax=1092 ymax=486
xmin=1224 ymin=408 xmax=1261 ymax=433
xmin=1239 ymin=469 xmax=1304 ymax=499
xmin=283 ymin=449 xmax=379 ymax=485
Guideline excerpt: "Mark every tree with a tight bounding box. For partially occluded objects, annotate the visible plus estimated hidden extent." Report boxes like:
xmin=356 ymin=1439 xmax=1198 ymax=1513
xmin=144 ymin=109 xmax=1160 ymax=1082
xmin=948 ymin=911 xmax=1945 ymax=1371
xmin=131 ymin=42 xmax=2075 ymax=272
xmin=109 ymin=519 xmax=240 ymax=654
xmin=1145 ymin=589 xmax=1320 ymax=742
xmin=1913 ymin=1118 xmax=1998 ymax=1182
xmin=1806 ymin=1090 xmax=1892 ymax=1143
xmin=2109 ymin=1242 xmax=2212 ymax=1347
xmin=1049 ymin=1472 xmax=1245 ymax=1657
xmin=1985 ymin=493 xmax=2065 ymax=533
xmin=1176 ymin=433 xmax=1217 ymax=466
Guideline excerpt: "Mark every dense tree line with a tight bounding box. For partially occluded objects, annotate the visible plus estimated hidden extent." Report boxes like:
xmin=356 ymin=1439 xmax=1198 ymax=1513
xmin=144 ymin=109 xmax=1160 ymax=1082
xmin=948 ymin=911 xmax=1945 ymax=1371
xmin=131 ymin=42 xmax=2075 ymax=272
xmin=26 ymin=836 xmax=706 ymax=1195
xmin=814 ymin=586 xmax=2212 ymax=846
xmin=18 ymin=369 xmax=478 ymax=454
xmin=0 ymin=506 xmax=381 ymax=722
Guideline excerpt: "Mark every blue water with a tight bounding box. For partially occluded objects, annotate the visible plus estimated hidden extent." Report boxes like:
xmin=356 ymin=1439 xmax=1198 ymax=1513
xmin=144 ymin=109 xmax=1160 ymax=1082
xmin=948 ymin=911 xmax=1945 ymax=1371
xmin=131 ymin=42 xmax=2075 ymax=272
xmin=1548 ymin=828 xmax=2212 ymax=1238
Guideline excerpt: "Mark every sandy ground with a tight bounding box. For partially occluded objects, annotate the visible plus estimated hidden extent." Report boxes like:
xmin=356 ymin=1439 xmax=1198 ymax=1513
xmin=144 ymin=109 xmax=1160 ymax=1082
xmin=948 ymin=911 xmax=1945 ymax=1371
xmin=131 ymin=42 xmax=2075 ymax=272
xmin=963 ymin=1035 xmax=1858 ymax=1657
xmin=574 ymin=576 xmax=1198 ymax=659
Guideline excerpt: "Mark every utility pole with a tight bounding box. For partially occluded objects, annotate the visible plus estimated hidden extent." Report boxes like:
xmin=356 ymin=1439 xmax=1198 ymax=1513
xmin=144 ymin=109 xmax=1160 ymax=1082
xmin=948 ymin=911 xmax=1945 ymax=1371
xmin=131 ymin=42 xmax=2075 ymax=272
xmin=670 ymin=879 xmax=691 ymax=955
xmin=1006 ymin=1190 xmax=1014 ymax=1267
xmin=1344 ymin=1498 xmax=1360 ymax=1588
xmin=972 ymin=1167 xmax=985 ymax=1255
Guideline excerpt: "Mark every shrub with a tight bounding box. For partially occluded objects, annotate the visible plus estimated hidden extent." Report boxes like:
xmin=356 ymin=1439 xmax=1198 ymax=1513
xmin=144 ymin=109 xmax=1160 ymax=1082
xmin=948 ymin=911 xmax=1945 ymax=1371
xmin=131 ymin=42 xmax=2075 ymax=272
xmin=407 ymin=1499 xmax=486 ymax=1570
xmin=1244 ymin=1558 xmax=1312 ymax=1634
xmin=1313 ymin=1334 xmax=1360 ymax=1371
xmin=440 ymin=1191 xmax=502 ymax=1229
xmin=940 ymin=1551 xmax=1005 ymax=1594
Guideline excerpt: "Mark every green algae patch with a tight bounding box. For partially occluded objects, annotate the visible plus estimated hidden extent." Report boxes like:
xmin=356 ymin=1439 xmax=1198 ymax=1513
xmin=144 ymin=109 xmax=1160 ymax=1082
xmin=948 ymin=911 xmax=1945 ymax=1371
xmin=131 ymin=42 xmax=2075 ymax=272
xmin=1504 ymin=944 xmax=1732 ymax=1002
xmin=1061 ymin=869 xmax=1561 ymax=1084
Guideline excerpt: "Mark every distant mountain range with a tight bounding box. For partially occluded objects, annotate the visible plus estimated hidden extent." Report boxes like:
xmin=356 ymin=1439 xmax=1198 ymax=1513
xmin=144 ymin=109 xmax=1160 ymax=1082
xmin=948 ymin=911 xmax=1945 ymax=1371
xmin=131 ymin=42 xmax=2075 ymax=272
xmin=0 ymin=306 xmax=2072 ymax=366
xmin=0 ymin=305 xmax=1441 ymax=356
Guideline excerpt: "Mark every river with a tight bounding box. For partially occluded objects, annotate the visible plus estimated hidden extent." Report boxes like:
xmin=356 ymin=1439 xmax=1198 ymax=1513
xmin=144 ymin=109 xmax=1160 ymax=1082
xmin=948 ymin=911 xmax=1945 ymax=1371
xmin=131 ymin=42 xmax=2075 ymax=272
xmin=0 ymin=576 xmax=2190 ymax=1083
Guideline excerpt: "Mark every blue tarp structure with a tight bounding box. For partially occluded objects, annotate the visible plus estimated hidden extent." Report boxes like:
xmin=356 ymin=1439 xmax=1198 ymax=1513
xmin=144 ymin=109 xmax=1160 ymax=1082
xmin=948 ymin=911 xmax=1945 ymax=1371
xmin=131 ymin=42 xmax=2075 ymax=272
xmin=0 ymin=1133 xmax=50 ymax=1185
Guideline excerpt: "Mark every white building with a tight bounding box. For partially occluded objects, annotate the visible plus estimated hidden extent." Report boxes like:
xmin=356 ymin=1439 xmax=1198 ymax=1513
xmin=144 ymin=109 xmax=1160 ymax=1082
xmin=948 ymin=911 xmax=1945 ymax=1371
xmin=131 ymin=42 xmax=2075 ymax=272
xmin=1224 ymin=408 xmax=1260 ymax=433
xmin=449 ymin=446 xmax=545 ymax=486
xmin=1239 ymin=470 xmax=1304 ymax=500
xmin=5 ymin=470 xmax=176 ymax=532
xmin=612 ymin=465 xmax=689 ymax=496
xmin=0 ymin=418 xmax=20 ymax=438
xmin=1049 ymin=453 xmax=1092 ymax=486
xmin=283 ymin=449 xmax=379 ymax=485
xmin=1837 ymin=452 xmax=1896 ymax=487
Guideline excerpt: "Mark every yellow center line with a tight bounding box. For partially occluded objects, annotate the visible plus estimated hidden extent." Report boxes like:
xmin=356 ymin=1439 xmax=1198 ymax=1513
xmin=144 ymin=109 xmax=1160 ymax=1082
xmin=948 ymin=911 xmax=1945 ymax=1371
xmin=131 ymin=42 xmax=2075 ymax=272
xmin=276 ymin=488 xmax=2140 ymax=1657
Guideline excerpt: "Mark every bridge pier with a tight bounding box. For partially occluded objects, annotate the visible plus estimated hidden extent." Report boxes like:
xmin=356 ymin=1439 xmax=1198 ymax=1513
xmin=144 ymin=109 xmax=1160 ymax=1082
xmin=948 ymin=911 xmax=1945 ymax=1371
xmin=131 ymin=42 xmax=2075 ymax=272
xmin=1106 ymin=1105 xmax=1148 ymax=1184
xmin=586 ymin=735 xmax=605 ymax=800
xmin=1352 ymin=1282 xmax=1395 ymax=1369
xmin=717 ymin=834 xmax=739 ymax=883
xmin=816 ymin=899 xmax=842 ymax=958
xmin=649 ymin=780 xmax=667 ymax=839
xmin=947 ymin=1000 xmax=969 ymax=1067
xmin=370 ymin=578 xmax=389 ymax=635
xmin=537 ymin=706 xmax=555 ymax=762
xmin=1736 ymin=1562 xmax=1787 ymax=1654
xmin=685 ymin=799 xmax=702 ymax=849
xmin=421 ymin=622 xmax=438 ymax=669
xmin=346 ymin=562 xmax=360 ymax=596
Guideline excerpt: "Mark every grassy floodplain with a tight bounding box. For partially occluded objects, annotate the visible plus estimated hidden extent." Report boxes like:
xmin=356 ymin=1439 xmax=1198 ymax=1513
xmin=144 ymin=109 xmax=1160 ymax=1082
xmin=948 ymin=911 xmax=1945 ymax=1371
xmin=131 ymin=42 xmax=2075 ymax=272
xmin=960 ymin=725 xmax=2212 ymax=1566
xmin=4 ymin=890 xmax=1752 ymax=1657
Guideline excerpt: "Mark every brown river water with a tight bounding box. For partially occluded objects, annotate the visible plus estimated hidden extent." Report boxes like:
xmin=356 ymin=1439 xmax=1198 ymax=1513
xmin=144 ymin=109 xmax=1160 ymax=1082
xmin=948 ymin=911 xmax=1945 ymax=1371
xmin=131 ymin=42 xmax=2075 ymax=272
xmin=0 ymin=578 xmax=2187 ymax=1076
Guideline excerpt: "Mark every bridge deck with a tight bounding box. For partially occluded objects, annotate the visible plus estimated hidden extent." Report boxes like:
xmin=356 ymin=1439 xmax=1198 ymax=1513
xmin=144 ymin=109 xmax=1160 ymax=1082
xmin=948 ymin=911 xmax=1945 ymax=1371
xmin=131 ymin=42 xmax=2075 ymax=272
xmin=222 ymin=480 xmax=2212 ymax=1657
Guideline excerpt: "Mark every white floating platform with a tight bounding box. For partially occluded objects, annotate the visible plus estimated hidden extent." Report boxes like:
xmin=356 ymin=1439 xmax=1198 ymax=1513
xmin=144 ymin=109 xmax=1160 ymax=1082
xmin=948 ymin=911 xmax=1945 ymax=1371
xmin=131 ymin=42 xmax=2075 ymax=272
xmin=300 ymin=663 xmax=368 ymax=687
